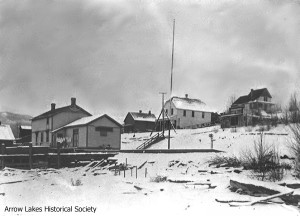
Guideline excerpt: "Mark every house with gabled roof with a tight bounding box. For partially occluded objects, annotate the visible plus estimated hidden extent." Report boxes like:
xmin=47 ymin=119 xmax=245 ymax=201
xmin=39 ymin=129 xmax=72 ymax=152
xmin=164 ymin=94 xmax=214 ymax=129
xmin=52 ymin=114 xmax=122 ymax=149
xmin=31 ymin=98 xmax=92 ymax=147
xmin=221 ymin=88 xmax=275 ymax=127
xmin=0 ymin=122 xmax=15 ymax=146
xmin=123 ymin=110 xmax=156 ymax=133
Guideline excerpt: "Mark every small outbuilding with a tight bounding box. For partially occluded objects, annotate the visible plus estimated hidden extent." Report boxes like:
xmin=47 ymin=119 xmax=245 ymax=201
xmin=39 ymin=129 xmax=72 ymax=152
xmin=52 ymin=114 xmax=122 ymax=150
xmin=123 ymin=111 xmax=156 ymax=133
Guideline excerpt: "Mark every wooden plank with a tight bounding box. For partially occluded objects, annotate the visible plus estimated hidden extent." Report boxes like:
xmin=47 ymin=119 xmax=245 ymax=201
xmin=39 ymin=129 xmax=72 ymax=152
xmin=229 ymin=191 xmax=294 ymax=207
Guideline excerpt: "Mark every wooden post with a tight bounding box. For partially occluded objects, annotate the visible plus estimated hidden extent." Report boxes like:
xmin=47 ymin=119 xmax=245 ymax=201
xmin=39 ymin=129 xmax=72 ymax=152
xmin=124 ymin=169 xmax=126 ymax=178
xmin=57 ymin=142 xmax=61 ymax=169
xmin=1 ymin=143 xmax=5 ymax=169
xmin=115 ymin=162 xmax=117 ymax=175
xmin=125 ymin=158 xmax=127 ymax=167
xmin=131 ymin=167 xmax=133 ymax=177
xmin=145 ymin=168 xmax=147 ymax=178
xmin=135 ymin=166 xmax=138 ymax=179
xmin=28 ymin=143 xmax=33 ymax=170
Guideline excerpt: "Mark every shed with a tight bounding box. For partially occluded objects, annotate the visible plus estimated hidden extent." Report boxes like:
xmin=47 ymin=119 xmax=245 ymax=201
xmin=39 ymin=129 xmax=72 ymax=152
xmin=123 ymin=111 xmax=156 ymax=133
xmin=0 ymin=123 xmax=15 ymax=146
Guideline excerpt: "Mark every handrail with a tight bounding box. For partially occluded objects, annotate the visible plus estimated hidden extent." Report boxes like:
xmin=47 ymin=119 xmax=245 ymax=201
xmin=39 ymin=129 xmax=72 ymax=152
xmin=136 ymin=131 xmax=164 ymax=150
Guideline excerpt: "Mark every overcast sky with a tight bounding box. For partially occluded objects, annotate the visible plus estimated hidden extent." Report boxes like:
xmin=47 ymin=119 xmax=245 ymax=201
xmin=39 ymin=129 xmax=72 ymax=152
xmin=0 ymin=0 xmax=300 ymax=121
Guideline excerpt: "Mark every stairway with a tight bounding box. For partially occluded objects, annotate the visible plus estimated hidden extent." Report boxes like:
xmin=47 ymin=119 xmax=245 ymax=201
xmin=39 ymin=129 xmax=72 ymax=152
xmin=136 ymin=131 xmax=165 ymax=150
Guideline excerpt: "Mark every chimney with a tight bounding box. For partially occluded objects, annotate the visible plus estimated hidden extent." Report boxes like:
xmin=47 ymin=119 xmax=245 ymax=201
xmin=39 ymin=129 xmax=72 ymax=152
xmin=148 ymin=110 xmax=151 ymax=115
xmin=51 ymin=103 xmax=56 ymax=111
xmin=139 ymin=110 xmax=142 ymax=113
xmin=71 ymin=97 xmax=76 ymax=106
xmin=185 ymin=94 xmax=188 ymax=98
xmin=250 ymin=89 xmax=254 ymax=100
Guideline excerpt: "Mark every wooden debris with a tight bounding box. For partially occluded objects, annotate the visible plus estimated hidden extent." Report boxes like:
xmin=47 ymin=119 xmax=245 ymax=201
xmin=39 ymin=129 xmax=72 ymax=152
xmin=229 ymin=190 xmax=294 ymax=207
xmin=138 ymin=161 xmax=147 ymax=170
xmin=0 ymin=178 xmax=35 ymax=185
xmin=215 ymin=198 xmax=251 ymax=203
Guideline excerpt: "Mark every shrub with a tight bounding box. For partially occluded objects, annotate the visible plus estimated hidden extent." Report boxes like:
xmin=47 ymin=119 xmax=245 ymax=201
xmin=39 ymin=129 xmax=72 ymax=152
xmin=150 ymin=175 xmax=168 ymax=183
xmin=208 ymin=155 xmax=242 ymax=168
xmin=289 ymin=123 xmax=300 ymax=178
xmin=241 ymin=133 xmax=285 ymax=181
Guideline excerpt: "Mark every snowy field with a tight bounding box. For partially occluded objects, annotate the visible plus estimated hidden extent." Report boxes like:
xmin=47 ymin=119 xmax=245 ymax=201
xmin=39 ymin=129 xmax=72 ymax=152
xmin=1 ymin=124 xmax=300 ymax=216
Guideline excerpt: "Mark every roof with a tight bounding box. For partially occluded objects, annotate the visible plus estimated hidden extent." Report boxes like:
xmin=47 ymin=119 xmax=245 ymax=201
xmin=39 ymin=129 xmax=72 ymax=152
xmin=128 ymin=112 xmax=156 ymax=122
xmin=20 ymin=125 xmax=31 ymax=130
xmin=233 ymin=88 xmax=272 ymax=105
xmin=52 ymin=114 xmax=122 ymax=132
xmin=167 ymin=96 xmax=214 ymax=112
xmin=32 ymin=105 xmax=92 ymax=121
xmin=0 ymin=124 xmax=15 ymax=140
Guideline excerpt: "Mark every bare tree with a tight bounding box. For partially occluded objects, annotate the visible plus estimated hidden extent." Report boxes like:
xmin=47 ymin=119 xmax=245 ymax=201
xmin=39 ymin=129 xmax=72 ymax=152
xmin=288 ymin=92 xmax=300 ymax=123
xmin=225 ymin=94 xmax=237 ymax=113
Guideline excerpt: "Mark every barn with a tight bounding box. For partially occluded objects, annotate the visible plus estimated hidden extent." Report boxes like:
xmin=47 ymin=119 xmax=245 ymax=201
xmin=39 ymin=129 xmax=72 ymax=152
xmin=52 ymin=114 xmax=122 ymax=150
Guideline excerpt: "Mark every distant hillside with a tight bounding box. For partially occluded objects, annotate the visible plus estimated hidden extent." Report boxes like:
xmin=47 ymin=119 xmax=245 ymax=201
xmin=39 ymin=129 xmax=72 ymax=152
xmin=0 ymin=112 xmax=32 ymax=138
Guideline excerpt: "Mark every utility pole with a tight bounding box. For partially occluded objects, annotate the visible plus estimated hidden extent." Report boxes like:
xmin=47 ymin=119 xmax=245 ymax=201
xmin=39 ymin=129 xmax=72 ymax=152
xmin=168 ymin=19 xmax=175 ymax=150
xmin=159 ymin=92 xmax=166 ymax=136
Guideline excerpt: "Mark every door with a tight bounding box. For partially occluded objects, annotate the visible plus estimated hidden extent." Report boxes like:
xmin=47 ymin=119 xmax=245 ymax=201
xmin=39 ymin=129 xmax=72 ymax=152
xmin=73 ymin=129 xmax=79 ymax=147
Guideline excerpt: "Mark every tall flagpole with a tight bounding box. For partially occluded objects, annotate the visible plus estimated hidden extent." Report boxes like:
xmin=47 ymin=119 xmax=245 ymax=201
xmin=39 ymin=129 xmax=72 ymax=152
xmin=168 ymin=19 xmax=175 ymax=150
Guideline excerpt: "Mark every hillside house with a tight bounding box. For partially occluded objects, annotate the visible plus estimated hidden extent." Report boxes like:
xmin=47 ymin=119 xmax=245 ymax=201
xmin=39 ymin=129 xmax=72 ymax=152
xmin=52 ymin=114 xmax=122 ymax=150
xmin=124 ymin=111 xmax=156 ymax=133
xmin=163 ymin=94 xmax=213 ymax=129
xmin=221 ymin=88 xmax=275 ymax=127
xmin=31 ymin=98 xmax=92 ymax=147
xmin=0 ymin=122 xmax=15 ymax=146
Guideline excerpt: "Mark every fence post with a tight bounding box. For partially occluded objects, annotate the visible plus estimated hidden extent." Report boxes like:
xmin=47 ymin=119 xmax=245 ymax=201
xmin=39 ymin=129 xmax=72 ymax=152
xmin=131 ymin=167 xmax=133 ymax=177
xmin=1 ymin=143 xmax=5 ymax=169
xmin=28 ymin=143 xmax=33 ymax=170
xmin=57 ymin=143 xmax=61 ymax=169
xmin=124 ymin=168 xmax=126 ymax=178
xmin=115 ymin=162 xmax=117 ymax=175
xmin=135 ymin=166 xmax=138 ymax=179
xmin=145 ymin=168 xmax=147 ymax=178
xmin=125 ymin=158 xmax=127 ymax=167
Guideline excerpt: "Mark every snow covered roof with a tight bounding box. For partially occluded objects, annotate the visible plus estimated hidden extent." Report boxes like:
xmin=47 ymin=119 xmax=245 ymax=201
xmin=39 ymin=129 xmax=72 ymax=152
xmin=20 ymin=125 xmax=31 ymax=130
xmin=52 ymin=114 xmax=122 ymax=132
xmin=0 ymin=124 xmax=15 ymax=140
xmin=167 ymin=96 xmax=215 ymax=112
xmin=233 ymin=88 xmax=272 ymax=105
xmin=129 ymin=112 xmax=156 ymax=122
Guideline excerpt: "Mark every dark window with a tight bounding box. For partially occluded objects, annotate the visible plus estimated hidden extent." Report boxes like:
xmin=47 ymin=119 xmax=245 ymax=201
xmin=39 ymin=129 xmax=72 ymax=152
xmin=192 ymin=111 xmax=195 ymax=117
xmin=171 ymin=108 xmax=174 ymax=115
xmin=35 ymin=132 xmax=38 ymax=143
xmin=202 ymin=112 xmax=205 ymax=118
xmin=264 ymin=96 xmax=268 ymax=102
xmin=46 ymin=131 xmax=49 ymax=142
xmin=73 ymin=129 xmax=79 ymax=147
xmin=46 ymin=117 xmax=49 ymax=125
xmin=183 ymin=110 xmax=186 ymax=117
xmin=96 ymin=127 xmax=113 ymax=137
xmin=165 ymin=109 xmax=168 ymax=114
xmin=41 ymin=132 xmax=43 ymax=143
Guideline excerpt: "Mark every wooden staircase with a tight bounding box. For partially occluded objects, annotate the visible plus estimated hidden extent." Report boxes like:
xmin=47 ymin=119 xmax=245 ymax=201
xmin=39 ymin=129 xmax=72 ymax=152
xmin=136 ymin=131 xmax=165 ymax=150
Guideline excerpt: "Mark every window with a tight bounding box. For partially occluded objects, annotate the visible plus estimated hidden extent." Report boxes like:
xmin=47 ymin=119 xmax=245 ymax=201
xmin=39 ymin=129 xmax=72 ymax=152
xmin=96 ymin=126 xmax=113 ymax=137
xmin=264 ymin=96 xmax=268 ymax=102
xmin=183 ymin=110 xmax=186 ymax=117
xmin=46 ymin=117 xmax=49 ymax=125
xmin=202 ymin=112 xmax=205 ymax=118
xmin=46 ymin=131 xmax=49 ymax=142
xmin=35 ymin=132 xmax=38 ymax=144
xmin=73 ymin=129 xmax=79 ymax=147
xmin=171 ymin=108 xmax=174 ymax=115
xmin=165 ymin=109 xmax=168 ymax=114
xmin=41 ymin=132 xmax=43 ymax=143
xmin=192 ymin=111 xmax=195 ymax=117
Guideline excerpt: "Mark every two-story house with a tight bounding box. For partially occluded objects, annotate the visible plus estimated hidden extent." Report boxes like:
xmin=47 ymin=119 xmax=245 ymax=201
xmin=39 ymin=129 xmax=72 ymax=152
xmin=31 ymin=98 xmax=92 ymax=146
xmin=221 ymin=88 xmax=275 ymax=127
xmin=164 ymin=94 xmax=213 ymax=129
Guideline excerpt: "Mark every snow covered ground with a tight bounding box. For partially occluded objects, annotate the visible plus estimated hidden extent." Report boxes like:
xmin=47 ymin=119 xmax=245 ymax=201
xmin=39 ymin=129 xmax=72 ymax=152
xmin=1 ymin=124 xmax=299 ymax=216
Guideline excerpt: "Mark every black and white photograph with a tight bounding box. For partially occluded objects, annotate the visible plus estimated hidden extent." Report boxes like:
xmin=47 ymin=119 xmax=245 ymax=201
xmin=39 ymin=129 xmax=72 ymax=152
xmin=1 ymin=0 xmax=300 ymax=215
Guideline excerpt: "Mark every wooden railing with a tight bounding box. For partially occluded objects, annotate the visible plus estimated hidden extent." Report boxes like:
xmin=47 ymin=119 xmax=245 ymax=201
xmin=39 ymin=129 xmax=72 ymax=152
xmin=136 ymin=131 xmax=165 ymax=150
